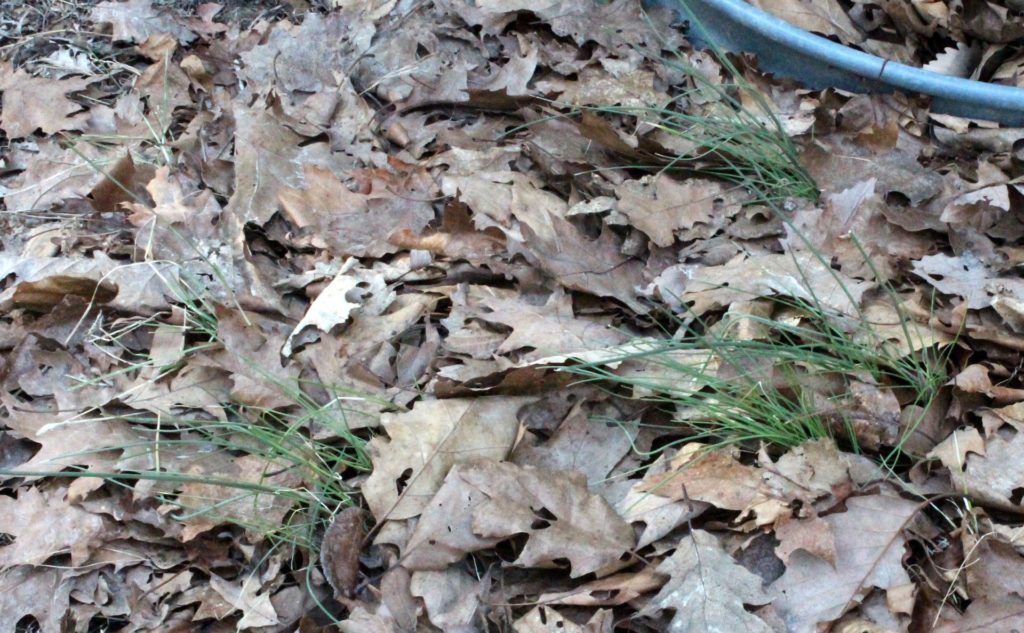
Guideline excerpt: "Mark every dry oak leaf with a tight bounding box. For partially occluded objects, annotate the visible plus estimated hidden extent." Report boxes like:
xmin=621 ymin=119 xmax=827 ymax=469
xmin=362 ymin=396 xmax=532 ymax=521
xmin=410 ymin=566 xmax=484 ymax=633
xmin=403 ymin=461 xmax=634 ymax=578
xmin=911 ymin=252 xmax=1012 ymax=310
xmin=468 ymin=462 xmax=635 ymax=577
xmin=278 ymin=164 xmax=435 ymax=258
xmin=0 ymin=65 xmax=96 ymax=138
xmin=947 ymin=429 xmax=1024 ymax=512
xmin=0 ymin=566 xmax=74 ymax=633
xmin=614 ymin=175 xmax=740 ymax=248
xmin=0 ymin=486 xmax=107 ymax=567
xmin=174 ymin=454 xmax=304 ymax=541
xmin=225 ymin=104 xmax=338 ymax=226
xmin=2 ymin=140 xmax=105 ymax=214
xmin=641 ymin=530 xmax=772 ymax=633
xmin=89 ymin=0 xmax=195 ymax=43
xmin=770 ymin=494 xmax=918 ymax=632
xmin=208 ymin=574 xmax=279 ymax=629
xmin=649 ymin=252 xmax=873 ymax=318
xmin=282 ymin=261 xmax=394 ymax=357
xmin=760 ymin=438 xmax=882 ymax=511
xmin=441 ymin=172 xmax=646 ymax=312
xmin=639 ymin=444 xmax=772 ymax=516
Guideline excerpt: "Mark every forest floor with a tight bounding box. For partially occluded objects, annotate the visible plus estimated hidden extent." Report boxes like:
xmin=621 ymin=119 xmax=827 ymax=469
xmin=2 ymin=1 xmax=1024 ymax=632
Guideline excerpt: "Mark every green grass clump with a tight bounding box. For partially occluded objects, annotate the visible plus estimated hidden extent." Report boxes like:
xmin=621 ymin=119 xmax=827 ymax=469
xmin=562 ymin=291 xmax=950 ymax=457
xmin=0 ymin=271 xmax=374 ymax=555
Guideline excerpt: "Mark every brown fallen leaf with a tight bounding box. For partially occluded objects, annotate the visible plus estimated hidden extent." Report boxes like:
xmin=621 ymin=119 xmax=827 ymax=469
xmin=614 ymin=175 xmax=741 ymax=248
xmin=0 ymin=565 xmax=74 ymax=633
xmin=947 ymin=428 xmax=1024 ymax=512
xmin=410 ymin=566 xmax=484 ymax=633
xmin=774 ymin=515 xmax=837 ymax=566
xmin=770 ymin=494 xmax=919 ymax=631
xmin=11 ymin=275 xmax=118 ymax=311
xmin=514 ymin=605 xmax=614 ymax=633
xmin=208 ymin=574 xmax=279 ymax=629
xmin=648 ymin=252 xmax=874 ymax=318
xmin=362 ymin=397 xmax=532 ymax=521
xmin=538 ymin=567 xmax=666 ymax=607
xmin=89 ymin=0 xmax=195 ymax=43
xmin=0 ymin=486 xmax=108 ymax=566
xmin=403 ymin=461 xmax=634 ymax=577
xmin=278 ymin=164 xmax=435 ymax=258
xmin=934 ymin=594 xmax=1024 ymax=632
xmin=441 ymin=172 xmax=647 ymax=312
xmin=513 ymin=402 xmax=635 ymax=485
xmin=320 ymin=507 xmax=366 ymax=599
xmin=749 ymin=0 xmax=862 ymax=43
xmin=282 ymin=262 xmax=394 ymax=357
xmin=638 ymin=444 xmax=769 ymax=513
xmin=174 ymin=454 xmax=304 ymax=541
xmin=641 ymin=530 xmax=772 ymax=632
xmin=0 ymin=65 xmax=96 ymax=138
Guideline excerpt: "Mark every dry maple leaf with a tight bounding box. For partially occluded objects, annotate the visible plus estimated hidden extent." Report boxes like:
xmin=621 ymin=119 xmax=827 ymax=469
xmin=362 ymin=397 xmax=532 ymax=521
xmin=641 ymin=530 xmax=772 ymax=633
xmin=770 ymin=494 xmax=919 ymax=632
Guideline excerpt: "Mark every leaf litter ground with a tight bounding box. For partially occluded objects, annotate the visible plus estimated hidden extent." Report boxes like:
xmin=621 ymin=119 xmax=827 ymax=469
xmin=2 ymin=0 xmax=1024 ymax=631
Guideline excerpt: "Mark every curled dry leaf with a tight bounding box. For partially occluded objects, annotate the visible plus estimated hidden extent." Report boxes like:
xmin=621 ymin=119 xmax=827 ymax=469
xmin=320 ymin=507 xmax=366 ymax=599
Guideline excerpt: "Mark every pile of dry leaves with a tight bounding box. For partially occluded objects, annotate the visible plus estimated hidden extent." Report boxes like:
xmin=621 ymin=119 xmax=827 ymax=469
xmin=2 ymin=0 xmax=1024 ymax=631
